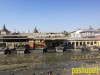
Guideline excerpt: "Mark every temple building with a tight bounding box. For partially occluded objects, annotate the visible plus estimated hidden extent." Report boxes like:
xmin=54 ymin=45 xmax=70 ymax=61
xmin=69 ymin=26 xmax=100 ymax=38
xmin=0 ymin=24 xmax=11 ymax=35
xmin=80 ymin=28 xmax=100 ymax=38
xmin=33 ymin=27 xmax=38 ymax=33
xmin=69 ymin=29 xmax=83 ymax=38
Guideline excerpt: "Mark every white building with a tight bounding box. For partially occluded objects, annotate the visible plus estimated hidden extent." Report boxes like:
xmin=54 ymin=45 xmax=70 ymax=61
xmin=69 ymin=29 xmax=83 ymax=38
xmin=0 ymin=24 xmax=11 ymax=35
xmin=80 ymin=28 xmax=100 ymax=38
xmin=69 ymin=27 xmax=100 ymax=38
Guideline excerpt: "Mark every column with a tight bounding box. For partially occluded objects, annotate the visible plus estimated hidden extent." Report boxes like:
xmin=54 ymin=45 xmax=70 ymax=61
xmin=78 ymin=41 xmax=80 ymax=47
xmin=74 ymin=41 xmax=76 ymax=50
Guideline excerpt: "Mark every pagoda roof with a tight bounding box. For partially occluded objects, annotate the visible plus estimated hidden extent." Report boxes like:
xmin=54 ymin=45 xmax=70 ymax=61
xmin=1 ymin=24 xmax=10 ymax=32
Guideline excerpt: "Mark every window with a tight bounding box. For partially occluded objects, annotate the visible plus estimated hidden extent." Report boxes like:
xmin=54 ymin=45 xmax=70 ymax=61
xmin=72 ymin=42 xmax=74 ymax=46
xmin=91 ymin=42 xmax=93 ymax=45
xmin=83 ymin=42 xmax=85 ymax=44
xmin=94 ymin=41 xmax=97 ymax=44
xmin=87 ymin=42 xmax=89 ymax=44
xmin=80 ymin=42 xmax=82 ymax=45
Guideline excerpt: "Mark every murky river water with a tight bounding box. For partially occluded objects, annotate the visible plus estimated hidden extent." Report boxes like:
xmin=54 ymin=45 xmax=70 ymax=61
xmin=0 ymin=50 xmax=100 ymax=75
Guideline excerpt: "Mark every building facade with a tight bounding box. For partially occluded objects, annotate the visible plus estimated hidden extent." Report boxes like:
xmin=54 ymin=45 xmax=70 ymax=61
xmin=0 ymin=24 xmax=11 ymax=35
xmin=69 ymin=27 xmax=100 ymax=39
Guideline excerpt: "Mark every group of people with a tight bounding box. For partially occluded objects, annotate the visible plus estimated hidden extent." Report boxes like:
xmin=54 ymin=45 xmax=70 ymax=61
xmin=9 ymin=71 xmax=61 ymax=75
xmin=47 ymin=71 xmax=54 ymax=75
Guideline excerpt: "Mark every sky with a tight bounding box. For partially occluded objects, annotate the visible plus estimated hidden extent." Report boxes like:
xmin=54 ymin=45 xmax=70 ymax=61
xmin=0 ymin=0 xmax=100 ymax=32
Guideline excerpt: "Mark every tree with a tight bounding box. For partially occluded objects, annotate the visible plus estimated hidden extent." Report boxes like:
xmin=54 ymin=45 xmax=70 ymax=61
xmin=63 ymin=31 xmax=69 ymax=36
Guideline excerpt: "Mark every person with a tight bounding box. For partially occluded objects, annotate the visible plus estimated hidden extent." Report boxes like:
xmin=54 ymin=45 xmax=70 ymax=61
xmin=4 ymin=47 xmax=11 ymax=54
xmin=43 ymin=46 xmax=48 ymax=53
xmin=48 ymin=71 xmax=53 ymax=75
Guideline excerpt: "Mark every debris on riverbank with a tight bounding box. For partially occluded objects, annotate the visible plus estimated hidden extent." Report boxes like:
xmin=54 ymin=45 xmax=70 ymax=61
xmin=0 ymin=63 xmax=28 ymax=71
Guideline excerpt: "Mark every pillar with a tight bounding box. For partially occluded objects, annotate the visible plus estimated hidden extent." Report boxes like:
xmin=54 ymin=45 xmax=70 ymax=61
xmin=78 ymin=41 xmax=80 ymax=47
xmin=33 ymin=39 xmax=36 ymax=49
xmin=6 ymin=42 xmax=8 ymax=47
xmin=74 ymin=41 xmax=76 ymax=50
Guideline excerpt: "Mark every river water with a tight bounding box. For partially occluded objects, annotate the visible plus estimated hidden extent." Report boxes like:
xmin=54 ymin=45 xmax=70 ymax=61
xmin=0 ymin=50 xmax=100 ymax=75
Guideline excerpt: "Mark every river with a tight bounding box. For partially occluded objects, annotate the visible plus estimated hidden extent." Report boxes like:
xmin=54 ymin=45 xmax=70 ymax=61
xmin=0 ymin=50 xmax=100 ymax=75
